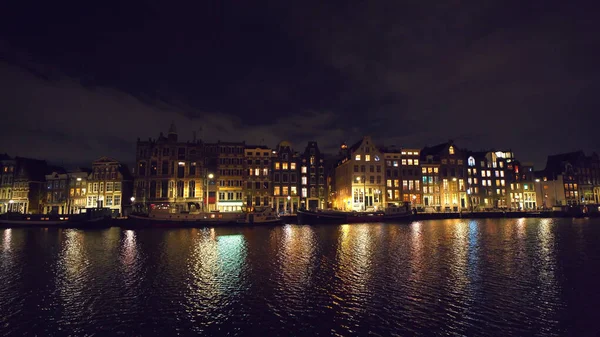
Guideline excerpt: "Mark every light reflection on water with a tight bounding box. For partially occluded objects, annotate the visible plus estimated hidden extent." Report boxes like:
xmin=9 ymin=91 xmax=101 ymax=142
xmin=0 ymin=218 xmax=599 ymax=336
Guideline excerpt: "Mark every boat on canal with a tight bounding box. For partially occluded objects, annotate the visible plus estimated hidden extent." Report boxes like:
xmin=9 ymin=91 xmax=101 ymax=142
xmin=297 ymin=203 xmax=412 ymax=225
xmin=127 ymin=203 xmax=282 ymax=227
xmin=0 ymin=208 xmax=113 ymax=228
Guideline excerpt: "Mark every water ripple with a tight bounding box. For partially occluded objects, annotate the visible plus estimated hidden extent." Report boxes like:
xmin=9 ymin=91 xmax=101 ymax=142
xmin=1 ymin=220 xmax=600 ymax=336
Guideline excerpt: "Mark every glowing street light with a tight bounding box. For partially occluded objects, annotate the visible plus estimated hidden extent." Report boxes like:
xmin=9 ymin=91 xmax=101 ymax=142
xmin=130 ymin=196 xmax=135 ymax=202
xmin=205 ymin=172 xmax=214 ymax=212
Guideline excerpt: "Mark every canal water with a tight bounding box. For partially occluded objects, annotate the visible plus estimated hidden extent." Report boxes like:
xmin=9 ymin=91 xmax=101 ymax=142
xmin=1 ymin=218 xmax=599 ymax=336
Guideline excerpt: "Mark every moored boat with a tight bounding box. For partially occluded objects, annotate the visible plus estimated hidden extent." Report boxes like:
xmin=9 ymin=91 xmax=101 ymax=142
xmin=126 ymin=204 xmax=281 ymax=228
xmin=297 ymin=204 xmax=411 ymax=225
xmin=0 ymin=208 xmax=113 ymax=228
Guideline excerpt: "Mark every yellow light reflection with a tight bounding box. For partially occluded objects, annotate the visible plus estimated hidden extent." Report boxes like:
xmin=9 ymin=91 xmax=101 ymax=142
xmin=120 ymin=230 xmax=138 ymax=268
xmin=278 ymin=225 xmax=317 ymax=308
xmin=2 ymin=229 xmax=11 ymax=253
xmin=333 ymin=225 xmax=373 ymax=313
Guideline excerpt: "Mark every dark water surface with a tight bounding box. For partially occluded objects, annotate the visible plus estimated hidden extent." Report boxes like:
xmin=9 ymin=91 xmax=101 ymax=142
xmin=1 ymin=218 xmax=599 ymax=336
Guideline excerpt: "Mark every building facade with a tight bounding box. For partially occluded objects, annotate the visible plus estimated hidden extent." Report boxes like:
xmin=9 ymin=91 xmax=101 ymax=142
xmin=0 ymin=155 xmax=15 ymax=213
xmin=466 ymin=151 xmax=511 ymax=210
xmin=134 ymin=124 xmax=205 ymax=212
xmin=536 ymin=151 xmax=600 ymax=208
xmin=300 ymin=141 xmax=326 ymax=210
xmin=272 ymin=141 xmax=300 ymax=214
xmin=87 ymin=157 xmax=133 ymax=216
xmin=244 ymin=146 xmax=272 ymax=208
xmin=67 ymin=170 xmax=90 ymax=214
xmin=11 ymin=157 xmax=48 ymax=214
xmin=214 ymin=142 xmax=245 ymax=212
xmin=44 ymin=170 xmax=68 ymax=214
xmin=400 ymin=148 xmax=422 ymax=207
xmin=382 ymin=150 xmax=402 ymax=207
xmin=334 ymin=136 xmax=385 ymax=211
xmin=421 ymin=141 xmax=467 ymax=212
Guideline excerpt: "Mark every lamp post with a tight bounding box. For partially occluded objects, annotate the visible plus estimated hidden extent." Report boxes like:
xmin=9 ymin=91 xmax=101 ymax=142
xmin=287 ymin=195 xmax=291 ymax=214
xmin=9 ymin=199 xmax=14 ymax=213
xmin=535 ymin=178 xmax=544 ymax=209
xmin=130 ymin=196 xmax=135 ymax=213
xmin=205 ymin=172 xmax=214 ymax=212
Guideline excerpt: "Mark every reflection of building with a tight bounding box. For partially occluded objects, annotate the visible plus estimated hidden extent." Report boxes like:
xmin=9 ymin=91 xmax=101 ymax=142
xmin=421 ymin=141 xmax=466 ymax=212
xmin=244 ymin=146 xmax=272 ymax=208
xmin=300 ymin=141 xmax=326 ymax=210
xmin=334 ymin=136 xmax=385 ymax=211
xmin=400 ymin=148 xmax=422 ymax=207
xmin=272 ymin=141 xmax=300 ymax=214
xmin=87 ymin=157 xmax=133 ymax=216
xmin=536 ymin=151 xmax=600 ymax=207
xmin=134 ymin=123 xmax=204 ymax=211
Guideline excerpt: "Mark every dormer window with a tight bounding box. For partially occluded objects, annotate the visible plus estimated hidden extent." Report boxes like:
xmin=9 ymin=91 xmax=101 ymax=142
xmin=449 ymin=146 xmax=455 ymax=155
xmin=355 ymin=154 xmax=361 ymax=161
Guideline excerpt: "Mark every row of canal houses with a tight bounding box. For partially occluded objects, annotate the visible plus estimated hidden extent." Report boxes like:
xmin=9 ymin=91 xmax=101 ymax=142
xmin=1 ymin=123 xmax=599 ymax=216
xmin=0 ymin=155 xmax=133 ymax=216
xmin=132 ymin=124 xmax=600 ymax=214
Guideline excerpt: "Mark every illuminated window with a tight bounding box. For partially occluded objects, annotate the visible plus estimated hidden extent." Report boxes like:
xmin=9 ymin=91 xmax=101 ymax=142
xmin=355 ymin=154 xmax=361 ymax=161
xmin=402 ymin=159 xmax=407 ymax=165
xmin=482 ymin=180 xmax=487 ymax=186
xmin=274 ymin=187 xmax=280 ymax=195
xmin=408 ymin=159 xmax=413 ymax=165
xmin=282 ymin=163 xmax=288 ymax=170
xmin=401 ymin=151 xmax=407 ymax=155
xmin=301 ymin=166 xmax=307 ymax=173
xmin=302 ymin=188 xmax=307 ymax=197
xmin=387 ymin=179 xmax=392 ymax=187
xmin=365 ymin=155 xmax=371 ymax=162
xmin=434 ymin=168 xmax=439 ymax=173
xmin=393 ymin=161 xmax=399 ymax=167
xmin=449 ymin=146 xmax=455 ymax=155
xmin=414 ymin=159 xmax=419 ymax=166
xmin=290 ymin=163 xmax=296 ymax=170
xmin=291 ymin=186 xmax=297 ymax=195
xmin=282 ymin=186 xmax=288 ymax=195
xmin=422 ymin=167 xmax=427 ymax=174
xmin=263 ymin=168 xmax=268 ymax=176
xmin=255 ymin=168 xmax=260 ymax=176
xmin=394 ymin=179 xmax=400 ymax=187
xmin=275 ymin=162 xmax=280 ymax=170
xmin=302 ymin=177 xmax=307 ymax=185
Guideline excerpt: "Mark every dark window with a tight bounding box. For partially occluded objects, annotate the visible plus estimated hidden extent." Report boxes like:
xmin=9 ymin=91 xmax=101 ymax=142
xmin=138 ymin=162 xmax=147 ymax=176
xmin=178 ymin=148 xmax=186 ymax=160
xmin=190 ymin=163 xmax=196 ymax=176
xmin=274 ymin=173 xmax=280 ymax=182
xmin=177 ymin=165 xmax=185 ymax=178
xmin=189 ymin=181 xmax=195 ymax=198
xmin=151 ymin=161 xmax=158 ymax=175
xmin=161 ymin=180 xmax=168 ymax=198
xmin=291 ymin=174 xmax=297 ymax=183
xmin=354 ymin=165 xmax=359 ymax=172
xmin=282 ymin=174 xmax=288 ymax=183
xmin=255 ymin=196 xmax=261 ymax=205
xmin=255 ymin=182 xmax=261 ymax=189
xmin=162 ymin=161 xmax=169 ymax=175
xmin=150 ymin=181 xmax=157 ymax=197
xmin=246 ymin=181 xmax=252 ymax=189
xmin=177 ymin=181 xmax=184 ymax=198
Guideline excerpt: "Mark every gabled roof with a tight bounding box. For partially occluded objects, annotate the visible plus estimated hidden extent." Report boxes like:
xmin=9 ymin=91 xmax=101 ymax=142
xmin=93 ymin=156 xmax=120 ymax=165
xmin=543 ymin=151 xmax=585 ymax=175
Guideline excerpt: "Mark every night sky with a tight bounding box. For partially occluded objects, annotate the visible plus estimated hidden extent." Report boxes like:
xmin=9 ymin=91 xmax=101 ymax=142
xmin=1 ymin=0 xmax=598 ymax=168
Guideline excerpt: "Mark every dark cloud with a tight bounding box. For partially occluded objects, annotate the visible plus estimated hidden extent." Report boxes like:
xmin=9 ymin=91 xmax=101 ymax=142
xmin=0 ymin=0 xmax=598 ymax=168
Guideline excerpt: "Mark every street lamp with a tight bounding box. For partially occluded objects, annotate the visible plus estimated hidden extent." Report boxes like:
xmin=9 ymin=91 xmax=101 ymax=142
xmin=9 ymin=199 xmax=14 ymax=212
xmin=287 ymin=195 xmax=291 ymax=214
xmin=130 ymin=196 xmax=135 ymax=202
xmin=205 ymin=172 xmax=214 ymax=212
